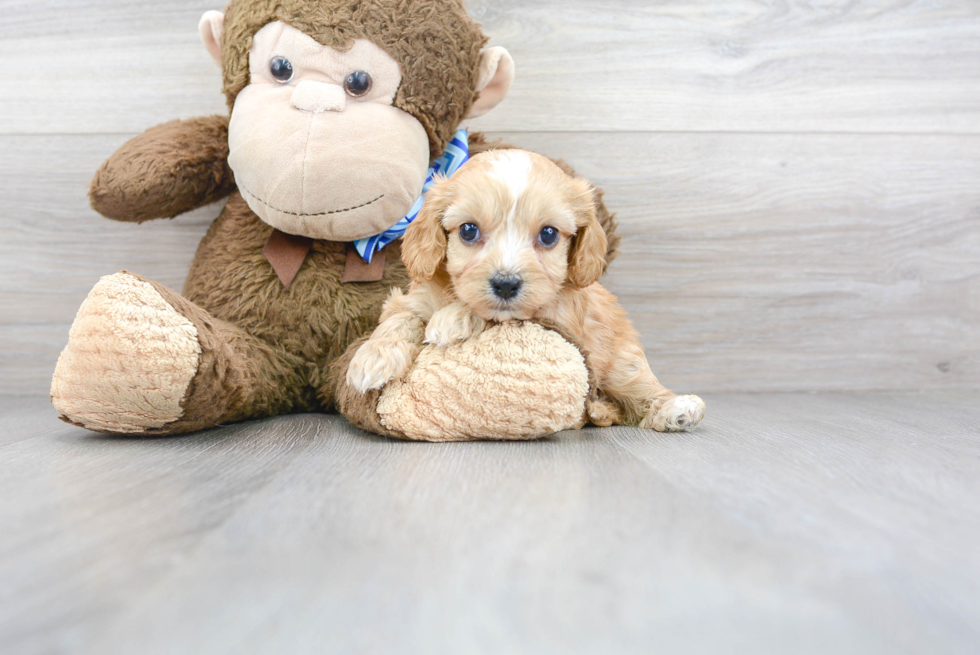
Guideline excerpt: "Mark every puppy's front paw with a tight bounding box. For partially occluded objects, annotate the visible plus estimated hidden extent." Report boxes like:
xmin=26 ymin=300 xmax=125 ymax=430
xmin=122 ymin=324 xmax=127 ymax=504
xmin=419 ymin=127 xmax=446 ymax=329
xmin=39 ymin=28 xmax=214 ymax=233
xmin=346 ymin=339 xmax=418 ymax=394
xmin=642 ymin=395 xmax=706 ymax=432
xmin=424 ymin=304 xmax=486 ymax=348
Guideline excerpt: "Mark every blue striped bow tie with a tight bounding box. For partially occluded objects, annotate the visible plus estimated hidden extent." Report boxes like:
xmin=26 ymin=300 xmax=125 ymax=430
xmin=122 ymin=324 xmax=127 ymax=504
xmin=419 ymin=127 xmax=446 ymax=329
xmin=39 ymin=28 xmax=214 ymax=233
xmin=353 ymin=129 xmax=470 ymax=263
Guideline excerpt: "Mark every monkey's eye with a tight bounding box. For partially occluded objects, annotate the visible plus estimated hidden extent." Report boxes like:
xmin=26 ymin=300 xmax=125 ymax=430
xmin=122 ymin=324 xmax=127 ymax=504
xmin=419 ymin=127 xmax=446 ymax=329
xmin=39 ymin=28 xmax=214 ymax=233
xmin=344 ymin=71 xmax=373 ymax=97
xmin=270 ymin=57 xmax=294 ymax=83
xmin=538 ymin=226 xmax=560 ymax=247
xmin=459 ymin=223 xmax=481 ymax=244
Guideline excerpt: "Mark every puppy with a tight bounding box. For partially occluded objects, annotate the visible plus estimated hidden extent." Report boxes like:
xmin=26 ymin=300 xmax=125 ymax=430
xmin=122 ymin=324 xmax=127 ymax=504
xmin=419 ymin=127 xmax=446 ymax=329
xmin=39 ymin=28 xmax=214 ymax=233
xmin=347 ymin=149 xmax=705 ymax=431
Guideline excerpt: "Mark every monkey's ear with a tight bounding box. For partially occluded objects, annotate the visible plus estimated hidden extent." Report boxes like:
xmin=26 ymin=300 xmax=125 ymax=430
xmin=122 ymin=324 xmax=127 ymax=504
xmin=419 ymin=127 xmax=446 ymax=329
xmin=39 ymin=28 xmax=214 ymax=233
xmin=199 ymin=11 xmax=225 ymax=66
xmin=567 ymin=181 xmax=608 ymax=289
xmin=402 ymin=178 xmax=452 ymax=281
xmin=466 ymin=47 xmax=515 ymax=119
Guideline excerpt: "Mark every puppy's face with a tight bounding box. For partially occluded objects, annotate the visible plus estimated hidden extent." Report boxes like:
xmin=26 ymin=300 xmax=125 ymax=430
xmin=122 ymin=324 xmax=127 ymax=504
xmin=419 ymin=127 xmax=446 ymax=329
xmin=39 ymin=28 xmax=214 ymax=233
xmin=402 ymin=149 xmax=608 ymax=322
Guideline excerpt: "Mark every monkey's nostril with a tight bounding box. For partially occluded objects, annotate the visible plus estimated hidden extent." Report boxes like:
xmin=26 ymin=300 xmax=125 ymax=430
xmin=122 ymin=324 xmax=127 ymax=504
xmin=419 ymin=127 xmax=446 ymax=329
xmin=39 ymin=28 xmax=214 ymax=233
xmin=491 ymin=274 xmax=522 ymax=300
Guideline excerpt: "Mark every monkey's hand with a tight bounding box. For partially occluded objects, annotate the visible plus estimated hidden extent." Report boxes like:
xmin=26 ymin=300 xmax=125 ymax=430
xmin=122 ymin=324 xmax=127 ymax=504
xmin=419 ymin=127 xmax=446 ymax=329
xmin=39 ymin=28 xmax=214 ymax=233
xmin=89 ymin=115 xmax=235 ymax=223
xmin=423 ymin=302 xmax=487 ymax=348
xmin=346 ymin=337 xmax=419 ymax=394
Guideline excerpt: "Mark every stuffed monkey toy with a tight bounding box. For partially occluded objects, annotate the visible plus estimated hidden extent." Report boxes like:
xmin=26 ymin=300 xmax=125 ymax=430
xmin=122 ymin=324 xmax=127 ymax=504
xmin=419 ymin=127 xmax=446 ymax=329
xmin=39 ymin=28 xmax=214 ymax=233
xmin=51 ymin=0 xmax=620 ymax=438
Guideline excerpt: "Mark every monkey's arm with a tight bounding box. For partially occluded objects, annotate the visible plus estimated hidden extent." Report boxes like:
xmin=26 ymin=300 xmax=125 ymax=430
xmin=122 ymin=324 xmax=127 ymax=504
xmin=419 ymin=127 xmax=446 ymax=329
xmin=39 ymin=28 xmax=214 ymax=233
xmin=89 ymin=115 xmax=235 ymax=222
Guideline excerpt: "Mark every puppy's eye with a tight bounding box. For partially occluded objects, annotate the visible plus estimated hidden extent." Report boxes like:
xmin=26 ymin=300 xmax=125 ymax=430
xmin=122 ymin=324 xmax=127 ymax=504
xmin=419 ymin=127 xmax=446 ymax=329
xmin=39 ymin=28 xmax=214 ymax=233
xmin=270 ymin=56 xmax=294 ymax=83
xmin=344 ymin=71 xmax=373 ymax=97
xmin=459 ymin=223 xmax=481 ymax=243
xmin=538 ymin=226 xmax=560 ymax=247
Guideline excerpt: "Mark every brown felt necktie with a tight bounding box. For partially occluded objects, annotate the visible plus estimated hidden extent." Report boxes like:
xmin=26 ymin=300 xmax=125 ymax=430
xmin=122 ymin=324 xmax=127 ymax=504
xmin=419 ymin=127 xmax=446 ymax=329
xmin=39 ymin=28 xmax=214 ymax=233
xmin=263 ymin=229 xmax=386 ymax=289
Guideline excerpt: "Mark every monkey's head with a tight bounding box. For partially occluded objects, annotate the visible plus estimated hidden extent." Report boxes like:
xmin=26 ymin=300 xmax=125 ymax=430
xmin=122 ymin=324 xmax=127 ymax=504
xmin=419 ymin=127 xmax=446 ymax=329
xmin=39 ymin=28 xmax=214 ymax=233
xmin=199 ymin=1 xmax=513 ymax=241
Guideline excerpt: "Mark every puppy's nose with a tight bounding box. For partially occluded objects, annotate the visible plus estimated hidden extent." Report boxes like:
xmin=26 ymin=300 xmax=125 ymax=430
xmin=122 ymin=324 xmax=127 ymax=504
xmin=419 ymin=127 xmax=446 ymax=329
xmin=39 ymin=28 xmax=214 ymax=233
xmin=491 ymin=274 xmax=523 ymax=300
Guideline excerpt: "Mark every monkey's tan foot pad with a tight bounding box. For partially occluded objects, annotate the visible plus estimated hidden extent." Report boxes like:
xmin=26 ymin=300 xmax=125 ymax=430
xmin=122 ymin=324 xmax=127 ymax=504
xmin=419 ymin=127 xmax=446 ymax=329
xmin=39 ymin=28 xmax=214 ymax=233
xmin=376 ymin=322 xmax=590 ymax=442
xmin=51 ymin=271 xmax=201 ymax=434
xmin=642 ymin=395 xmax=706 ymax=432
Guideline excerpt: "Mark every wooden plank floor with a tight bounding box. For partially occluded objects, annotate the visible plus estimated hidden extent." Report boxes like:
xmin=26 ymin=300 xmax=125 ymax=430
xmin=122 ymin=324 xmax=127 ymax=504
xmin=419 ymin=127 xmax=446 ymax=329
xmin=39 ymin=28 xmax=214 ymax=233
xmin=1 ymin=393 xmax=978 ymax=654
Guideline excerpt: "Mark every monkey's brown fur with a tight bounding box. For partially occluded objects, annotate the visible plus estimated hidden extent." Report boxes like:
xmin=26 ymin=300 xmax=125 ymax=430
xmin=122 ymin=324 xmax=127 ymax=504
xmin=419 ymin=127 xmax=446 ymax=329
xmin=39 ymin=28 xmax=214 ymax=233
xmin=223 ymin=0 xmax=488 ymax=158
xmin=90 ymin=116 xmax=234 ymax=222
xmin=62 ymin=0 xmax=618 ymax=435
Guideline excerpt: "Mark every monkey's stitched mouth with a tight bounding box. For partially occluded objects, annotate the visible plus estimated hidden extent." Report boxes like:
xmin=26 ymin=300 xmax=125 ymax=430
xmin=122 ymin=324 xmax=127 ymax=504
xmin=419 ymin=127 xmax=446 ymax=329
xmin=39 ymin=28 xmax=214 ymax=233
xmin=240 ymin=184 xmax=385 ymax=217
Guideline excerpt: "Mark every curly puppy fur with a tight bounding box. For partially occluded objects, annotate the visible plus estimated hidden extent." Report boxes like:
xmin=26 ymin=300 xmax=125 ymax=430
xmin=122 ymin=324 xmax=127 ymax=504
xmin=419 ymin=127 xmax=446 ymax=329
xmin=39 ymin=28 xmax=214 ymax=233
xmin=347 ymin=150 xmax=704 ymax=431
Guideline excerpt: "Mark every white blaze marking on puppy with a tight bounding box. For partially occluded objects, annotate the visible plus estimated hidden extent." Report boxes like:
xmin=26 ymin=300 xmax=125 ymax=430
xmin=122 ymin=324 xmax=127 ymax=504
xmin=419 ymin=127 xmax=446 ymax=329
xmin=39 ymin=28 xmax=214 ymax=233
xmin=489 ymin=151 xmax=533 ymax=271
xmin=489 ymin=150 xmax=532 ymax=204
xmin=495 ymin=223 xmax=528 ymax=272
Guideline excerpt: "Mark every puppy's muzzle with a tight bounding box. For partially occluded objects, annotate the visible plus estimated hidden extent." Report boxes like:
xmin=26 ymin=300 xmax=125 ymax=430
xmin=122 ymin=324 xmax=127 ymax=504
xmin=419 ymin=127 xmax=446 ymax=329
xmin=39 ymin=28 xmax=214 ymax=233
xmin=490 ymin=274 xmax=523 ymax=300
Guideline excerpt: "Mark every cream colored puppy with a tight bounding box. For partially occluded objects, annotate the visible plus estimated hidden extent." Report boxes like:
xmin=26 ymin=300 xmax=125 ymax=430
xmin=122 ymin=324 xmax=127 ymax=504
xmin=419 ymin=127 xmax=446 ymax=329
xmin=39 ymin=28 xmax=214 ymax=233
xmin=347 ymin=149 xmax=705 ymax=431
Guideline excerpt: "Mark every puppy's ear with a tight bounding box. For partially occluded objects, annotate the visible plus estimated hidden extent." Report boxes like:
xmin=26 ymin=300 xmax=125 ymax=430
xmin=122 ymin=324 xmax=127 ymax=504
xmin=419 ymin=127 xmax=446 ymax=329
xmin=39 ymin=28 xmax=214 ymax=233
xmin=402 ymin=176 xmax=452 ymax=281
xmin=567 ymin=180 xmax=608 ymax=289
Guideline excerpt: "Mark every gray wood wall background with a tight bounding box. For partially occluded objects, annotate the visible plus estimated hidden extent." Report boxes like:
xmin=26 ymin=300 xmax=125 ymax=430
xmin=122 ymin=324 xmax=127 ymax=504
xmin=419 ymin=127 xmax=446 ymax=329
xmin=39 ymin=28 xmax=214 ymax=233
xmin=1 ymin=0 xmax=977 ymax=395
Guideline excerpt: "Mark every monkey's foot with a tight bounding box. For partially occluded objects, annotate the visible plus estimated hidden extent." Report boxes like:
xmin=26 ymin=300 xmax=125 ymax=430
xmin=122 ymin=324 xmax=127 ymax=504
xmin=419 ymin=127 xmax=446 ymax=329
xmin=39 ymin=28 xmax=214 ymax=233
xmin=51 ymin=272 xmax=202 ymax=434
xmin=642 ymin=395 xmax=706 ymax=432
